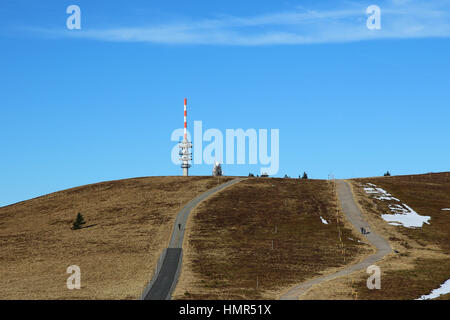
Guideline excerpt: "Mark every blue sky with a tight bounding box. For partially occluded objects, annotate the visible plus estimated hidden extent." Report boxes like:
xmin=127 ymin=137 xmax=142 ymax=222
xmin=1 ymin=0 xmax=450 ymax=206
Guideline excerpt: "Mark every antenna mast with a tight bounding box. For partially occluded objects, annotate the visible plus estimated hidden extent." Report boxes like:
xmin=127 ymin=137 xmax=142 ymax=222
xmin=179 ymin=98 xmax=192 ymax=176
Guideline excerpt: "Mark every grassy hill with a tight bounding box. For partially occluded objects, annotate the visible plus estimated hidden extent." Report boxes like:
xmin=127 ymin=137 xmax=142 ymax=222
xmin=2 ymin=173 xmax=448 ymax=300
xmin=173 ymin=178 xmax=373 ymax=299
xmin=301 ymin=172 xmax=450 ymax=300
xmin=0 ymin=176 xmax=232 ymax=299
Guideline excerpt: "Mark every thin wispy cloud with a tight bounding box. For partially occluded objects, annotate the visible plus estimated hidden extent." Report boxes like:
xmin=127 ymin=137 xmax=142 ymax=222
xmin=31 ymin=0 xmax=450 ymax=45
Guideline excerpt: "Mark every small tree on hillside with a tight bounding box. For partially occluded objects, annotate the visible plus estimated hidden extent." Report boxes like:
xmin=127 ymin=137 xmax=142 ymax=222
xmin=302 ymin=172 xmax=308 ymax=179
xmin=248 ymin=173 xmax=255 ymax=177
xmin=72 ymin=213 xmax=86 ymax=230
xmin=384 ymin=171 xmax=391 ymax=177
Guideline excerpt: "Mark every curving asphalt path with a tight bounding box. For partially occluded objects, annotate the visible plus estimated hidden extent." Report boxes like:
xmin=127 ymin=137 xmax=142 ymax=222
xmin=142 ymin=177 xmax=245 ymax=300
xmin=280 ymin=179 xmax=391 ymax=300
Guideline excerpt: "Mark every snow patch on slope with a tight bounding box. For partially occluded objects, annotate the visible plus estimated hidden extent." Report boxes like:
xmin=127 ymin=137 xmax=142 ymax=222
xmin=416 ymin=279 xmax=450 ymax=300
xmin=320 ymin=216 xmax=329 ymax=225
xmin=363 ymin=185 xmax=400 ymax=202
xmin=363 ymin=184 xmax=430 ymax=228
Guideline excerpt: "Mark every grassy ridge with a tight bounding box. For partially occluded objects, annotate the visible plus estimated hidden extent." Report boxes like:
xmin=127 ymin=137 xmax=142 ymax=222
xmin=0 ymin=176 xmax=233 ymax=299
xmin=352 ymin=172 xmax=450 ymax=300
xmin=174 ymin=178 xmax=372 ymax=299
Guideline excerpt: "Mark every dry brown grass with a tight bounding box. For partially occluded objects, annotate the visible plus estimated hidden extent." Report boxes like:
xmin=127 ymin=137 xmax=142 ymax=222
xmin=357 ymin=172 xmax=450 ymax=253
xmin=302 ymin=173 xmax=450 ymax=300
xmin=0 ymin=176 xmax=233 ymax=300
xmin=173 ymin=178 xmax=372 ymax=300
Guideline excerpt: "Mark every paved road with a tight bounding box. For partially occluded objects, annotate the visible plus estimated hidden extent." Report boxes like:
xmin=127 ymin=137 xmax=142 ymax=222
xmin=143 ymin=248 xmax=182 ymax=300
xmin=280 ymin=180 xmax=391 ymax=300
xmin=142 ymin=177 xmax=245 ymax=300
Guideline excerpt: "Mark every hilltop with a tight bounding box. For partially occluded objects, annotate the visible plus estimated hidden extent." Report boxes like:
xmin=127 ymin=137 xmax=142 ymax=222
xmin=1 ymin=173 xmax=449 ymax=300
xmin=0 ymin=176 xmax=232 ymax=299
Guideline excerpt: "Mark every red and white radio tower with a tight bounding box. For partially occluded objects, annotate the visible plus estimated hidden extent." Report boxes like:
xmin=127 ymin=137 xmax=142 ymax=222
xmin=179 ymin=98 xmax=192 ymax=176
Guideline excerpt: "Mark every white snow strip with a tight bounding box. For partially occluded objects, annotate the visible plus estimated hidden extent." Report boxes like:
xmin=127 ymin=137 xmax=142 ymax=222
xmin=320 ymin=216 xmax=329 ymax=225
xmin=364 ymin=183 xmax=431 ymax=228
xmin=388 ymin=204 xmax=407 ymax=213
xmin=442 ymin=208 xmax=450 ymax=211
xmin=363 ymin=185 xmax=400 ymax=202
xmin=364 ymin=187 xmax=379 ymax=194
xmin=382 ymin=203 xmax=430 ymax=228
xmin=376 ymin=196 xmax=400 ymax=201
xmin=416 ymin=279 xmax=450 ymax=300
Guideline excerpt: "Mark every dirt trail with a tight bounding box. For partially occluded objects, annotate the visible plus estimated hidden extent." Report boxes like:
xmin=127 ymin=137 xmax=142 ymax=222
xmin=280 ymin=180 xmax=391 ymax=300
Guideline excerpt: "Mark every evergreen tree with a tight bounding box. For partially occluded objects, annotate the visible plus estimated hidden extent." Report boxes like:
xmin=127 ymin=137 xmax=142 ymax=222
xmin=384 ymin=171 xmax=391 ymax=177
xmin=72 ymin=213 xmax=86 ymax=230
xmin=302 ymin=172 xmax=308 ymax=179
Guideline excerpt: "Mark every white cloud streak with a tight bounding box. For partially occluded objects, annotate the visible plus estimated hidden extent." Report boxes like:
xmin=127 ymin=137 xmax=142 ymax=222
xmin=32 ymin=0 xmax=450 ymax=45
